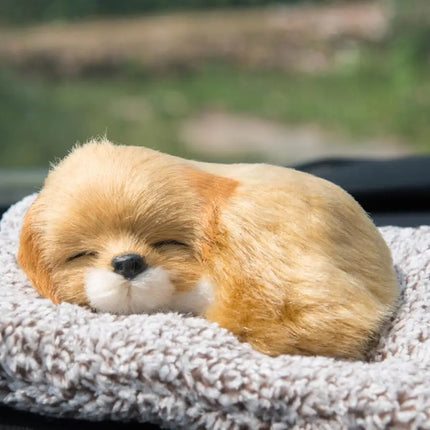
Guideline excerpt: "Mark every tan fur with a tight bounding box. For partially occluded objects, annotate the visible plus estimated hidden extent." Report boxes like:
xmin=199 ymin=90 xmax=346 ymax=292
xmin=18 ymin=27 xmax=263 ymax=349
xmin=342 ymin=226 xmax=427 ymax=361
xmin=18 ymin=139 xmax=399 ymax=359
xmin=184 ymin=167 xmax=238 ymax=260
xmin=18 ymin=195 xmax=59 ymax=304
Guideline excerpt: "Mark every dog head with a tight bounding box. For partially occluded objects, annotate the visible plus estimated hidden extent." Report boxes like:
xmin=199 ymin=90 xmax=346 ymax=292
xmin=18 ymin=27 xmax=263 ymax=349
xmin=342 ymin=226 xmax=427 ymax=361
xmin=18 ymin=140 xmax=238 ymax=314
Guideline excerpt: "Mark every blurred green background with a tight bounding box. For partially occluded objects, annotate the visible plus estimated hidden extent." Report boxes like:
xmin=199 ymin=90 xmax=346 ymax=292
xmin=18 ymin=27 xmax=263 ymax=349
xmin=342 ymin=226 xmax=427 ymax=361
xmin=0 ymin=0 xmax=429 ymax=168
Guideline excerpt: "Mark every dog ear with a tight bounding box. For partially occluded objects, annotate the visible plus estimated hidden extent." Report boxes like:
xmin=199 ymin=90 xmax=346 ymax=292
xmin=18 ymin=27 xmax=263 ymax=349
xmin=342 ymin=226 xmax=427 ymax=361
xmin=18 ymin=198 xmax=59 ymax=304
xmin=185 ymin=167 xmax=239 ymax=208
xmin=184 ymin=166 xmax=239 ymax=252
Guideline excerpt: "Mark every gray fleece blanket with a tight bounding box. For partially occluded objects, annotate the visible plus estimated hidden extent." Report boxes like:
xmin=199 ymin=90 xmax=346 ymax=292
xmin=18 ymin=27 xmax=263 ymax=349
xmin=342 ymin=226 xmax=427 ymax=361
xmin=0 ymin=195 xmax=429 ymax=429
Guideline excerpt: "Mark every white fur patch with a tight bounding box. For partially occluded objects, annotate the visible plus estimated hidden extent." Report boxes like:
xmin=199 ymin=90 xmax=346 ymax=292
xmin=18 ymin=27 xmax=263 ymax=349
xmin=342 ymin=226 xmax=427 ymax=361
xmin=85 ymin=269 xmax=215 ymax=316
xmin=171 ymin=278 xmax=215 ymax=315
xmin=86 ymin=267 xmax=175 ymax=315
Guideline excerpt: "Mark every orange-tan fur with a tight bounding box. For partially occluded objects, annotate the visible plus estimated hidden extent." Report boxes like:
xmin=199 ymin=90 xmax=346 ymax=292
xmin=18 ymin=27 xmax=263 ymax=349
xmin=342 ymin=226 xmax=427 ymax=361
xmin=18 ymin=139 xmax=399 ymax=359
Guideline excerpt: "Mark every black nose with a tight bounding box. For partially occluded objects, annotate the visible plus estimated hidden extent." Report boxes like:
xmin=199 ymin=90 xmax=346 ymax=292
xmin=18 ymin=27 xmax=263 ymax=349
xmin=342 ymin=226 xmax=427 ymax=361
xmin=111 ymin=254 xmax=148 ymax=280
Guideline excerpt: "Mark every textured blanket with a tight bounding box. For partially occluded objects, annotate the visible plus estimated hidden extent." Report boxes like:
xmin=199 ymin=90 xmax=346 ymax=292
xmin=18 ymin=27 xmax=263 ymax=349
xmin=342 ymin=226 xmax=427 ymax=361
xmin=0 ymin=195 xmax=429 ymax=429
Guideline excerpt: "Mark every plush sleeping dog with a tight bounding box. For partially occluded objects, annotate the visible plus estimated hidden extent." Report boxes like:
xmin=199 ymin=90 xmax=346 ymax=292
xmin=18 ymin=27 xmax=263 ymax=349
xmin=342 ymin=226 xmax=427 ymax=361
xmin=18 ymin=140 xmax=399 ymax=359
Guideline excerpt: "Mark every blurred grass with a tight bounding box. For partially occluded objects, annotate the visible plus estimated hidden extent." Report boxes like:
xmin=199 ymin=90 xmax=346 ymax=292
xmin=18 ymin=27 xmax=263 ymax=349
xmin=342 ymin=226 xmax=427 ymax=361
xmin=1 ymin=55 xmax=429 ymax=167
xmin=0 ymin=0 xmax=303 ymax=25
xmin=0 ymin=0 xmax=429 ymax=167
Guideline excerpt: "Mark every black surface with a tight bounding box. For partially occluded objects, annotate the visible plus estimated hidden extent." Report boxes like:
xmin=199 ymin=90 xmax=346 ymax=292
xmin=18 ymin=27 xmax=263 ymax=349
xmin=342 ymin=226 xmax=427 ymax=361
xmin=0 ymin=405 xmax=161 ymax=430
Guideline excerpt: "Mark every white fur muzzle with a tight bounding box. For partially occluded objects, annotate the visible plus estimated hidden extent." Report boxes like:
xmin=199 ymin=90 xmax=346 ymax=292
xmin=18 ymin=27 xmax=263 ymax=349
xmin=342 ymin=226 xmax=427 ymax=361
xmin=85 ymin=268 xmax=215 ymax=315
xmin=86 ymin=267 xmax=175 ymax=314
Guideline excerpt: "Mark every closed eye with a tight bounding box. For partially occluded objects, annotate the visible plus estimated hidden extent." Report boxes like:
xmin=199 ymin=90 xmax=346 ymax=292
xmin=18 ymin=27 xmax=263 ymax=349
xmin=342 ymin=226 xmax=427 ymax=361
xmin=66 ymin=251 xmax=97 ymax=263
xmin=152 ymin=240 xmax=189 ymax=249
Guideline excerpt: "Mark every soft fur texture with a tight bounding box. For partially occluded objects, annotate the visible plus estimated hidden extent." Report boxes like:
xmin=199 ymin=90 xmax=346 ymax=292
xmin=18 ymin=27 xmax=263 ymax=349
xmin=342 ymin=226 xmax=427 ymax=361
xmin=18 ymin=140 xmax=399 ymax=360
xmin=1 ymin=196 xmax=430 ymax=429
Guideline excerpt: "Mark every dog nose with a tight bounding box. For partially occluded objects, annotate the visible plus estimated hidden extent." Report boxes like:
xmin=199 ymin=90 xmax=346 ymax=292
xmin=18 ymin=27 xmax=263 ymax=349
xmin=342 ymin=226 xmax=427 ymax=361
xmin=111 ymin=254 xmax=148 ymax=280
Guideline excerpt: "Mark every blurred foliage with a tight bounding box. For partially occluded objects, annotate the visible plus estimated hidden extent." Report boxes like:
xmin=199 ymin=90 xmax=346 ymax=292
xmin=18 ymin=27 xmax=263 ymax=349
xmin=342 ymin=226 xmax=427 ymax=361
xmin=0 ymin=0 xmax=429 ymax=167
xmin=0 ymin=52 xmax=429 ymax=167
xmin=0 ymin=0 xmax=313 ymax=24
xmin=390 ymin=0 xmax=430 ymax=71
